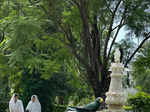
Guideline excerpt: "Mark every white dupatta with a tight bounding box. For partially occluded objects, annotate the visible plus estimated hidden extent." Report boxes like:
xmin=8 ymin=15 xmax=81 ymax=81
xmin=9 ymin=94 xmax=24 ymax=112
xmin=26 ymin=95 xmax=41 ymax=112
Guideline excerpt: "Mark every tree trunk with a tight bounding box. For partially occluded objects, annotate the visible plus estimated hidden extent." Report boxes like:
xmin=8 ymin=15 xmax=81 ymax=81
xmin=58 ymin=96 xmax=64 ymax=105
xmin=86 ymin=67 xmax=110 ymax=99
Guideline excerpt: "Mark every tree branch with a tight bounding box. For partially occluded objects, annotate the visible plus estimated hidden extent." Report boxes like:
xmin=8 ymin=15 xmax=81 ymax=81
xmin=107 ymin=7 xmax=127 ymax=59
xmin=66 ymin=43 xmax=91 ymax=69
xmin=103 ymin=0 xmax=122 ymax=61
xmin=94 ymin=16 xmax=102 ymax=65
xmin=71 ymin=0 xmax=80 ymax=8
xmin=91 ymin=15 xmax=102 ymax=75
xmin=112 ymin=23 xmax=126 ymax=31
xmin=104 ymin=0 xmax=113 ymax=14
xmin=0 ymin=30 xmax=5 ymax=43
xmin=28 ymin=0 xmax=49 ymax=16
xmin=125 ymin=33 xmax=150 ymax=67
xmin=39 ymin=5 xmax=48 ymax=15
xmin=78 ymin=0 xmax=94 ymax=67
xmin=59 ymin=24 xmax=91 ymax=69
xmin=0 ymin=22 xmax=11 ymax=43
xmin=107 ymin=26 xmax=122 ymax=59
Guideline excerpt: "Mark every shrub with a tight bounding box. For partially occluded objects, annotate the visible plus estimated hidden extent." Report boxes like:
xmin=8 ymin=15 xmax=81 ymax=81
xmin=54 ymin=104 xmax=66 ymax=112
xmin=126 ymin=92 xmax=150 ymax=112
xmin=0 ymin=103 xmax=8 ymax=112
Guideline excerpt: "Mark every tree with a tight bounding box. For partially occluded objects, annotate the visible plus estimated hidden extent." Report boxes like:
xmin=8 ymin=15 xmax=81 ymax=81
xmin=55 ymin=0 xmax=150 ymax=97
xmin=0 ymin=1 xmax=94 ymax=110
xmin=0 ymin=0 xmax=150 ymax=99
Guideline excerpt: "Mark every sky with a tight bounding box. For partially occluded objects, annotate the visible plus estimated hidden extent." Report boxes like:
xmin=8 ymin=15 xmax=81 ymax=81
xmin=116 ymin=28 xmax=126 ymax=42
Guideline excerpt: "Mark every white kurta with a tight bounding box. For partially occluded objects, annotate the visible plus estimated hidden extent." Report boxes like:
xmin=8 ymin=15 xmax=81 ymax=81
xmin=9 ymin=100 xmax=24 ymax=112
xmin=26 ymin=95 xmax=41 ymax=112
xmin=26 ymin=101 xmax=41 ymax=112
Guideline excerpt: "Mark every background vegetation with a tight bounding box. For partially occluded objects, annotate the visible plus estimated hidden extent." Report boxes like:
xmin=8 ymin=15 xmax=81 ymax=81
xmin=0 ymin=0 xmax=149 ymax=112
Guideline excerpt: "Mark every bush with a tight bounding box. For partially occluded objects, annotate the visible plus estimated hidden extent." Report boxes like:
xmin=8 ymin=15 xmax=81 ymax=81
xmin=126 ymin=92 xmax=150 ymax=112
xmin=54 ymin=104 xmax=66 ymax=112
xmin=123 ymin=105 xmax=132 ymax=111
xmin=0 ymin=103 xmax=8 ymax=112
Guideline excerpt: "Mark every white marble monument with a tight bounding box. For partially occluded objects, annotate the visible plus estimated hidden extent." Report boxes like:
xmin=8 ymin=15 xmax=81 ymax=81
xmin=104 ymin=49 xmax=126 ymax=112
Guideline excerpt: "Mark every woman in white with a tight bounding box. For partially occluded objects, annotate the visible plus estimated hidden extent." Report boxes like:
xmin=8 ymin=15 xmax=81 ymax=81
xmin=26 ymin=95 xmax=41 ymax=112
xmin=9 ymin=93 xmax=24 ymax=112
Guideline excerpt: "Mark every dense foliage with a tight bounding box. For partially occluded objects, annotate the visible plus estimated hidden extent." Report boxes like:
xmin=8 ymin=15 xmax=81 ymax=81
xmin=0 ymin=75 xmax=9 ymax=112
xmin=0 ymin=0 xmax=150 ymax=111
xmin=125 ymin=92 xmax=150 ymax=112
xmin=0 ymin=0 xmax=94 ymax=111
xmin=133 ymin=42 xmax=150 ymax=93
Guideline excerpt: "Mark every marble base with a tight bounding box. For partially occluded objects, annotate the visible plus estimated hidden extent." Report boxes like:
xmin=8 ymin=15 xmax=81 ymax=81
xmin=105 ymin=92 xmax=125 ymax=105
xmin=97 ymin=109 xmax=125 ymax=112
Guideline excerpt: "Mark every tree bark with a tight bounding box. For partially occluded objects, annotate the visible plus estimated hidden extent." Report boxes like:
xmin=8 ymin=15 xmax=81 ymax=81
xmin=86 ymin=66 xmax=110 ymax=99
xmin=58 ymin=96 xmax=64 ymax=105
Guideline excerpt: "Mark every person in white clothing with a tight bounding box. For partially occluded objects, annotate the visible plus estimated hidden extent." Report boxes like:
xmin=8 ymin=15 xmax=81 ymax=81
xmin=26 ymin=95 xmax=41 ymax=112
xmin=9 ymin=93 xmax=24 ymax=112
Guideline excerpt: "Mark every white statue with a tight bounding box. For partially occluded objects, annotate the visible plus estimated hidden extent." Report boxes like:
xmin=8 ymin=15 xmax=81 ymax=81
xmin=114 ymin=48 xmax=120 ymax=63
xmin=105 ymin=48 xmax=125 ymax=112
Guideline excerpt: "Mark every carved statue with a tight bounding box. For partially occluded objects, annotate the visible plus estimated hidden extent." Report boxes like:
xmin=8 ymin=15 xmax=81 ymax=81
xmin=114 ymin=48 xmax=120 ymax=63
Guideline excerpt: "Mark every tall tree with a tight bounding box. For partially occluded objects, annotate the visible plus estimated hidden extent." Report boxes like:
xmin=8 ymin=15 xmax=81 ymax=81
xmin=55 ymin=0 xmax=150 ymax=97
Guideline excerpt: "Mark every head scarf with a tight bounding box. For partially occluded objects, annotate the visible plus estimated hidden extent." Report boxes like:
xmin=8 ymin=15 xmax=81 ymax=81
xmin=31 ymin=95 xmax=40 ymax=104
xmin=9 ymin=93 xmax=18 ymax=104
xmin=26 ymin=95 xmax=41 ymax=112
xmin=9 ymin=93 xmax=24 ymax=112
xmin=9 ymin=94 xmax=15 ymax=104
